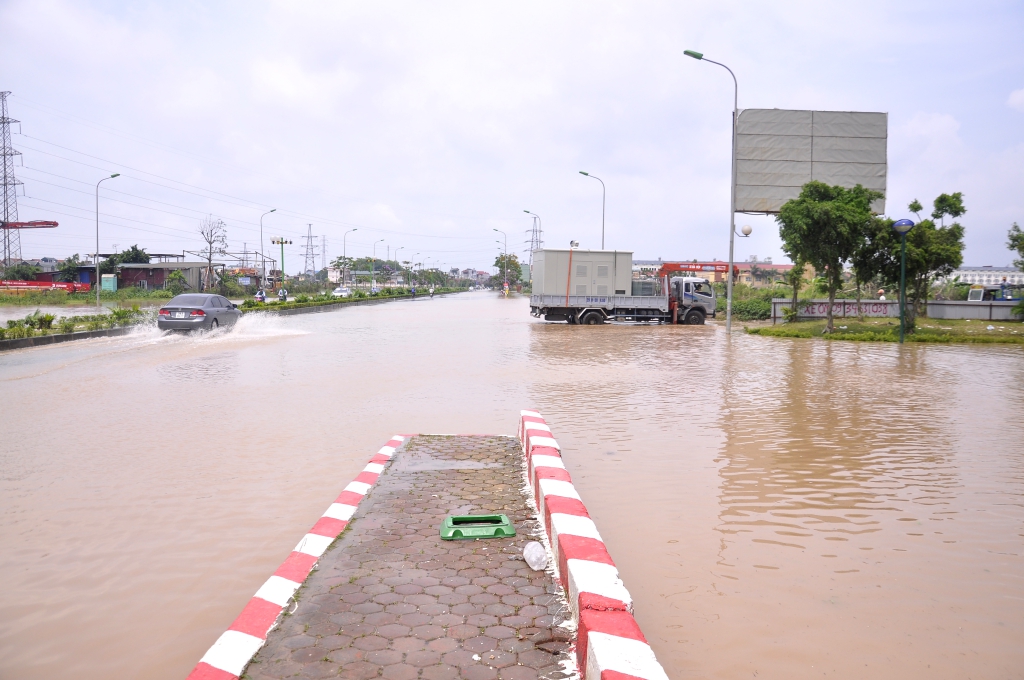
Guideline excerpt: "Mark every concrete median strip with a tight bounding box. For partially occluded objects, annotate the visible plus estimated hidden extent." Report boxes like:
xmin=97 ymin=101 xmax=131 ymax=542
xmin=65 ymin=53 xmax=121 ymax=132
xmin=519 ymin=409 xmax=669 ymax=680
xmin=186 ymin=415 xmax=666 ymax=680
xmin=186 ymin=436 xmax=406 ymax=680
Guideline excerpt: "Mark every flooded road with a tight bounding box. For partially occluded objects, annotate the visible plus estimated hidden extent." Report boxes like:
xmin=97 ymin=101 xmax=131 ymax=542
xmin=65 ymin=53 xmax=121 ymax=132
xmin=1 ymin=291 xmax=1021 ymax=679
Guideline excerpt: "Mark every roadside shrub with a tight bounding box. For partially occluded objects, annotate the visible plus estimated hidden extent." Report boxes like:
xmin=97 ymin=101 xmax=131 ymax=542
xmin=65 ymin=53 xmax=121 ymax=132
xmin=731 ymin=298 xmax=771 ymax=321
xmin=110 ymin=308 xmax=134 ymax=325
xmin=295 ymin=294 xmax=310 ymax=303
xmin=59 ymin=318 xmax=77 ymax=334
xmin=0 ymin=328 xmax=5 ymax=340
xmin=87 ymin=319 xmax=103 ymax=331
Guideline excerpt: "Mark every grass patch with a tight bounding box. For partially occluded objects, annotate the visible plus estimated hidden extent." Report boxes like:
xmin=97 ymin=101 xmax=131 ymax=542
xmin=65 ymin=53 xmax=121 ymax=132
xmin=0 ymin=289 xmax=173 ymax=306
xmin=746 ymin=318 xmax=1024 ymax=344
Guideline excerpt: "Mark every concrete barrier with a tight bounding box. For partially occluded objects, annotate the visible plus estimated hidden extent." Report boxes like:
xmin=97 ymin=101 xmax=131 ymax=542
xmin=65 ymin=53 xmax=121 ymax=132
xmin=927 ymin=299 xmax=1019 ymax=321
xmin=0 ymin=326 xmax=134 ymax=352
xmin=520 ymin=410 xmax=669 ymax=680
xmin=186 ymin=436 xmax=407 ymax=680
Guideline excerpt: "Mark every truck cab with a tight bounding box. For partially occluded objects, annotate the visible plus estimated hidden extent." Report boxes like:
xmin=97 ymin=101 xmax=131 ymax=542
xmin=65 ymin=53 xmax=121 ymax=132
xmin=670 ymin=276 xmax=716 ymax=324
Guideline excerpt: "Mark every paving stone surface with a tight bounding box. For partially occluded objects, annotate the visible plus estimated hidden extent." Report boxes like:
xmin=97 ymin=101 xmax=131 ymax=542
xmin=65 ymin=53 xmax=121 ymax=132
xmin=246 ymin=435 xmax=573 ymax=680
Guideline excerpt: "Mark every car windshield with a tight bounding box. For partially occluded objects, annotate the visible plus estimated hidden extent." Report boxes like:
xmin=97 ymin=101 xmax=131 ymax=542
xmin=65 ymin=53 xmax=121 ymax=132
xmin=168 ymin=295 xmax=210 ymax=307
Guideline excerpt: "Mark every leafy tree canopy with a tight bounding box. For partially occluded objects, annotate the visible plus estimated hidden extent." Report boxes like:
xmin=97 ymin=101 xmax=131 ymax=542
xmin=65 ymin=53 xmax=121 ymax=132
xmin=491 ymin=253 xmax=522 ymax=286
xmin=776 ymin=181 xmax=882 ymax=331
xmin=856 ymin=198 xmax=965 ymax=328
xmin=1008 ymin=223 xmax=1024 ymax=272
xmin=57 ymin=254 xmax=82 ymax=282
xmin=1 ymin=262 xmax=42 ymax=281
xmin=100 ymin=244 xmax=150 ymax=274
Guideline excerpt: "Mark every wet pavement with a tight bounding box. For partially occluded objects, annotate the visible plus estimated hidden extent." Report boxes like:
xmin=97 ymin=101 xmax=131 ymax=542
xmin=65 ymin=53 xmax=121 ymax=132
xmin=245 ymin=435 xmax=573 ymax=680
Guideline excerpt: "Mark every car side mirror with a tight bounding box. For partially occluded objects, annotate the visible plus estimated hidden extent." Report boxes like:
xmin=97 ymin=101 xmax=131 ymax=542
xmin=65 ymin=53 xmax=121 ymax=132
xmin=232 ymin=304 xmax=238 ymax=309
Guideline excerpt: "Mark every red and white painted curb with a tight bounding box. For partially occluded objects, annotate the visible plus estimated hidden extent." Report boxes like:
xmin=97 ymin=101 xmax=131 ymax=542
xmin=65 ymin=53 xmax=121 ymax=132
xmin=186 ymin=436 xmax=407 ymax=680
xmin=520 ymin=410 xmax=669 ymax=680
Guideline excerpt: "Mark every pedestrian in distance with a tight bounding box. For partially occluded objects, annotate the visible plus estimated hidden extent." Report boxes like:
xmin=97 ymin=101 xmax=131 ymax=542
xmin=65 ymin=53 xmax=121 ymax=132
xmin=278 ymin=288 xmax=288 ymax=302
xmin=429 ymin=287 xmax=434 ymax=298
xmin=877 ymin=288 xmax=886 ymax=301
xmin=411 ymin=287 xmax=416 ymax=298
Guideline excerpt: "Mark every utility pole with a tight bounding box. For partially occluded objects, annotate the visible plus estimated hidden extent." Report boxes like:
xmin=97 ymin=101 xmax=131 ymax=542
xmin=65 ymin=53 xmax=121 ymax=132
xmin=302 ymin=224 xmax=317 ymax=277
xmin=272 ymin=237 xmax=292 ymax=289
xmin=1 ymin=91 xmax=23 ymax=268
xmin=321 ymin=235 xmax=327 ymax=272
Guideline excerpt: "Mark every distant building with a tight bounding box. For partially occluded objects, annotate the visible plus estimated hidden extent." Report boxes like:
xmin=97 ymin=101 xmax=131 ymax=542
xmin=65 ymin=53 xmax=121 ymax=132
xmin=633 ymin=257 xmax=799 ymax=286
xmin=939 ymin=266 xmax=1023 ymax=286
xmin=118 ymin=262 xmax=223 ymax=290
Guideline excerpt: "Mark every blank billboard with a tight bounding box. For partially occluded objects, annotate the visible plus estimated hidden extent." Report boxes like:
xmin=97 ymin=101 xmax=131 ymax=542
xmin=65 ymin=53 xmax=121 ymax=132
xmin=734 ymin=109 xmax=887 ymax=214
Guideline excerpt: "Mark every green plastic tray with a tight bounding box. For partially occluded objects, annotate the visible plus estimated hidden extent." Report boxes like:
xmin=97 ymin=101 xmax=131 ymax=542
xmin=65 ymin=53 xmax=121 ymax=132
xmin=440 ymin=514 xmax=516 ymax=540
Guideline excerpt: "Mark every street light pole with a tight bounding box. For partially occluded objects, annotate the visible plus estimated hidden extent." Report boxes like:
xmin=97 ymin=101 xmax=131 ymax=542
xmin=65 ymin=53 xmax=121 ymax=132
xmin=578 ymin=172 xmax=606 ymax=249
xmin=259 ymin=208 xmax=276 ymax=287
xmin=892 ymin=219 xmax=916 ymax=344
xmin=685 ymin=49 xmax=739 ymax=333
xmin=412 ymin=252 xmax=420 ymax=286
xmin=372 ymin=239 xmax=384 ymax=292
xmin=94 ymin=173 xmax=120 ymax=307
xmin=342 ymin=228 xmax=357 ymax=285
xmin=493 ymin=229 xmax=507 ymax=284
xmin=394 ymin=247 xmax=404 ymax=287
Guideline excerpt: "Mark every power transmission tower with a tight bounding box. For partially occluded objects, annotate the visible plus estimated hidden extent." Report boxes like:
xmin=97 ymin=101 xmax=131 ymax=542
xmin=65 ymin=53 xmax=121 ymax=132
xmin=302 ymin=224 xmax=318 ymax=276
xmin=1 ymin=91 xmax=24 ymax=267
xmin=527 ymin=216 xmax=543 ymax=271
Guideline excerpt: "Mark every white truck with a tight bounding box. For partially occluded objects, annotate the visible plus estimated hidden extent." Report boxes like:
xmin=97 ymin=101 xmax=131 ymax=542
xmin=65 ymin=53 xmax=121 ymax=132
xmin=528 ymin=248 xmax=719 ymax=324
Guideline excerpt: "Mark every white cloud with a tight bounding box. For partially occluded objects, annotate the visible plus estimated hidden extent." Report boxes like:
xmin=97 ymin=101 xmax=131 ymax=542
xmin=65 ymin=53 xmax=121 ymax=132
xmin=1008 ymin=88 xmax=1024 ymax=113
xmin=3 ymin=0 xmax=1023 ymax=268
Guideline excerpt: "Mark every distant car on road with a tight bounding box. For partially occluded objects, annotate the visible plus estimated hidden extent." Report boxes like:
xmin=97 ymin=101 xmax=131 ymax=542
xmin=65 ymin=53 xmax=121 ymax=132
xmin=332 ymin=286 xmax=352 ymax=297
xmin=158 ymin=294 xmax=241 ymax=331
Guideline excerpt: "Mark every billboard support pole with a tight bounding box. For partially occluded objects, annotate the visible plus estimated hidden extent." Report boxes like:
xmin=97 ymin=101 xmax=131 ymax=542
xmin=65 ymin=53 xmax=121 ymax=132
xmin=684 ymin=50 xmax=738 ymax=333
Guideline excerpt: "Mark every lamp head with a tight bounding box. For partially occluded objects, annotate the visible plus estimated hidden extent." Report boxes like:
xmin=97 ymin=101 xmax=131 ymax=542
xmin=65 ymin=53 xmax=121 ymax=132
xmin=570 ymin=240 xmax=579 ymax=248
xmin=892 ymin=219 xmax=915 ymax=235
xmin=110 ymin=173 xmax=120 ymax=178
xmin=741 ymin=225 xmax=752 ymax=236
xmin=579 ymin=171 xmax=589 ymax=176
xmin=684 ymin=50 xmax=704 ymax=60
xmin=270 ymin=208 xmax=276 ymax=213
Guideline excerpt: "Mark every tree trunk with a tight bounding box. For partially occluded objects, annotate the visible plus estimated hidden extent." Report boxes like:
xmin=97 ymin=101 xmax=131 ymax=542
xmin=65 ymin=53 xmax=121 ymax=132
xmin=826 ymin=283 xmax=836 ymax=333
xmin=856 ymin=281 xmax=863 ymax=321
xmin=790 ymin=275 xmax=800 ymax=318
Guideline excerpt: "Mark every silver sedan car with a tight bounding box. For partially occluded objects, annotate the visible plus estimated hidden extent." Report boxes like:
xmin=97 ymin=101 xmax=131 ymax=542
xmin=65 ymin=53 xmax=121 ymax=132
xmin=158 ymin=294 xmax=242 ymax=331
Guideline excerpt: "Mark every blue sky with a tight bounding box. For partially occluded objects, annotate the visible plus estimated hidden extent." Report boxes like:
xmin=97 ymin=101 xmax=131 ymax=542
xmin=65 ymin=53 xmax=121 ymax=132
xmin=2 ymin=1 xmax=1022 ymax=273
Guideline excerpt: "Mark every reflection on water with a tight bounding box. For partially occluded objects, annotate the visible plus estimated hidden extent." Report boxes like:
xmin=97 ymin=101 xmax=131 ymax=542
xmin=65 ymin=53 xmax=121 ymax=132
xmin=1 ymin=295 xmax=1022 ymax=679
xmin=717 ymin=341 xmax=959 ymax=569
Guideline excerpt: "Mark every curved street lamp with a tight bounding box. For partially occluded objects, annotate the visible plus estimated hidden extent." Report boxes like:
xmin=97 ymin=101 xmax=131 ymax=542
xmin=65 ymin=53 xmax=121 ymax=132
xmin=493 ymin=228 xmax=508 ymax=284
xmin=685 ymin=49 xmax=739 ymax=333
xmin=259 ymin=208 xmax=276 ymax=287
xmin=343 ymin=228 xmax=357 ymax=285
xmin=371 ymin=239 xmax=384 ymax=292
xmin=578 ymin=172 xmax=606 ymax=249
xmin=95 ymin=173 xmax=120 ymax=307
xmin=892 ymin=219 xmax=916 ymax=343
xmin=393 ymin=247 xmax=404 ymax=287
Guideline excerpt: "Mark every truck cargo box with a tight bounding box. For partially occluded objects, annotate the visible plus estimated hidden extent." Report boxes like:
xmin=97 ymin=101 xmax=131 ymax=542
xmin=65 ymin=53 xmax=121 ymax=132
xmin=532 ymin=249 xmax=633 ymax=298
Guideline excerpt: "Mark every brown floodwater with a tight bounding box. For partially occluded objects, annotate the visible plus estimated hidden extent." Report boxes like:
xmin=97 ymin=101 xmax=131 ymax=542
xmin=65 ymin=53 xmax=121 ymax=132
xmin=1 ymin=291 xmax=1021 ymax=679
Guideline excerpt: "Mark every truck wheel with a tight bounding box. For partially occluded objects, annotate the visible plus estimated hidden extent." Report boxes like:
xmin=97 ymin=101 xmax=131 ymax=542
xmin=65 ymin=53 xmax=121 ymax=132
xmin=684 ymin=310 xmax=705 ymax=325
xmin=581 ymin=312 xmax=603 ymax=325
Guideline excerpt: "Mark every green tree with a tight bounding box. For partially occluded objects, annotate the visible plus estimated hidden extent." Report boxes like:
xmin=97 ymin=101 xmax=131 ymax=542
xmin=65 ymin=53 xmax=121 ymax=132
xmin=857 ymin=197 xmax=966 ymax=329
xmin=1007 ymin=222 xmax=1024 ymax=271
xmin=931 ymin=192 xmax=966 ymax=226
xmin=99 ymin=244 xmax=150 ymax=274
xmin=166 ymin=270 xmax=187 ymax=295
xmin=57 ymin=254 xmax=82 ymax=282
xmin=491 ymin=253 xmax=522 ymax=287
xmin=1 ymin=262 xmax=41 ymax=280
xmin=776 ymin=181 xmax=883 ymax=332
